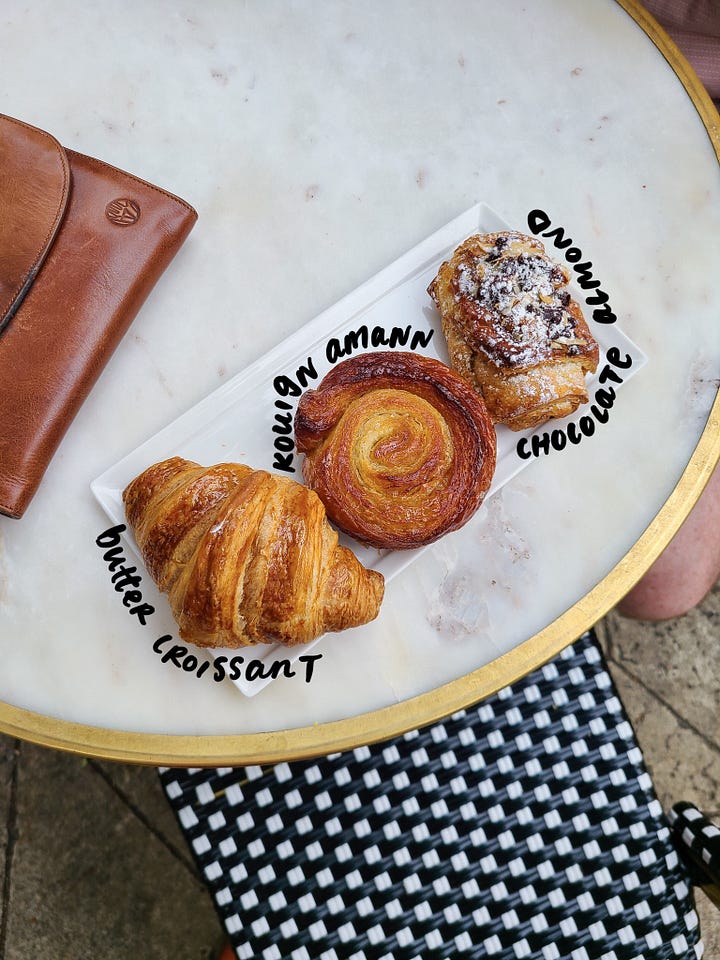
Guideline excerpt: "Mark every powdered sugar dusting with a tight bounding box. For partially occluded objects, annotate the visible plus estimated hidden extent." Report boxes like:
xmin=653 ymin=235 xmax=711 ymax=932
xmin=454 ymin=233 xmax=583 ymax=368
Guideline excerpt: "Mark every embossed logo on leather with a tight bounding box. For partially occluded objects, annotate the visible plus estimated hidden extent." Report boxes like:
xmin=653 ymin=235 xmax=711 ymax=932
xmin=105 ymin=198 xmax=141 ymax=226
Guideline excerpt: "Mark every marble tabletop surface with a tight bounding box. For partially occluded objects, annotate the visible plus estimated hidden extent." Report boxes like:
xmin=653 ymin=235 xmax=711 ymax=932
xmin=1 ymin=0 xmax=719 ymax=747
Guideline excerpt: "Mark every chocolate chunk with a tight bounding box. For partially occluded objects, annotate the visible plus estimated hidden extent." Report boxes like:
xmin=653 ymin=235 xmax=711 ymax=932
xmin=542 ymin=304 xmax=564 ymax=327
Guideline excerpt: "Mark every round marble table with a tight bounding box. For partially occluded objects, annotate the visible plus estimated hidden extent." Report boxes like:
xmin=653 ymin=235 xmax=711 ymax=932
xmin=1 ymin=0 xmax=718 ymax=764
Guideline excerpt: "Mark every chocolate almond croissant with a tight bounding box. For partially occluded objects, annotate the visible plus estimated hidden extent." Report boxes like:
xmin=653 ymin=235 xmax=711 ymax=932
xmin=295 ymin=351 xmax=497 ymax=550
xmin=428 ymin=232 xmax=599 ymax=431
xmin=123 ymin=457 xmax=384 ymax=648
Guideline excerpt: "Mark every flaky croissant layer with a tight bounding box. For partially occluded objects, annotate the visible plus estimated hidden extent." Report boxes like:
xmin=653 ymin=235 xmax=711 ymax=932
xmin=123 ymin=457 xmax=384 ymax=648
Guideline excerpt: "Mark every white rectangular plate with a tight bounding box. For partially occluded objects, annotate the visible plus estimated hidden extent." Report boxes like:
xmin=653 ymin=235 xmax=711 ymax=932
xmin=92 ymin=202 xmax=647 ymax=696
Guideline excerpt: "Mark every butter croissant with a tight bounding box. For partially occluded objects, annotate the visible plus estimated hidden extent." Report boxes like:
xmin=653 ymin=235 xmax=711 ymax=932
xmin=294 ymin=351 xmax=497 ymax=550
xmin=123 ymin=457 xmax=384 ymax=648
xmin=428 ymin=232 xmax=599 ymax=431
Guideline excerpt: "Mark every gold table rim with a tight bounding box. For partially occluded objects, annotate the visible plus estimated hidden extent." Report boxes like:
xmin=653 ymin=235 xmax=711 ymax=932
xmin=2 ymin=0 xmax=719 ymax=766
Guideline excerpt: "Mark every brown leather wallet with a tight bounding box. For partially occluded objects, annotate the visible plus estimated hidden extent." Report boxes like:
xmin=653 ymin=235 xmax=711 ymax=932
xmin=0 ymin=114 xmax=198 ymax=518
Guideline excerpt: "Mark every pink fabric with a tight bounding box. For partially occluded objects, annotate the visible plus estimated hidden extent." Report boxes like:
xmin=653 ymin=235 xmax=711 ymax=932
xmin=669 ymin=27 xmax=720 ymax=95
xmin=642 ymin=0 xmax=720 ymax=97
xmin=643 ymin=0 xmax=720 ymax=36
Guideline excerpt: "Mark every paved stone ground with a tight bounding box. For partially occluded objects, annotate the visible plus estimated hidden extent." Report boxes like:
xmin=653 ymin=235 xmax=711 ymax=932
xmin=0 ymin=585 xmax=718 ymax=958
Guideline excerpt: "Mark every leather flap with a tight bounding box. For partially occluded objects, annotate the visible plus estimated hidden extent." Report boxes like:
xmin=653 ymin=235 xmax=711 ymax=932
xmin=0 ymin=114 xmax=70 ymax=333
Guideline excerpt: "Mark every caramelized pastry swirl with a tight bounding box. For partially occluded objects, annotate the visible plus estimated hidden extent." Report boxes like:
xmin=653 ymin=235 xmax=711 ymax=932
xmin=123 ymin=457 xmax=384 ymax=648
xmin=428 ymin=232 xmax=599 ymax=431
xmin=294 ymin=352 xmax=497 ymax=549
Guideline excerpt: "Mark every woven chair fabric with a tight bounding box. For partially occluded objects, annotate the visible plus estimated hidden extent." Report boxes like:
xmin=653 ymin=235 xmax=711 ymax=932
xmin=670 ymin=801 xmax=720 ymax=902
xmin=160 ymin=632 xmax=703 ymax=960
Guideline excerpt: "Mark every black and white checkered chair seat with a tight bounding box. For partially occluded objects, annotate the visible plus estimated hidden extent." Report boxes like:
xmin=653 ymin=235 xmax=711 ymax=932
xmin=669 ymin=802 xmax=720 ymax=913
xmin=160 ymin=632 xmax=704 ymax=959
